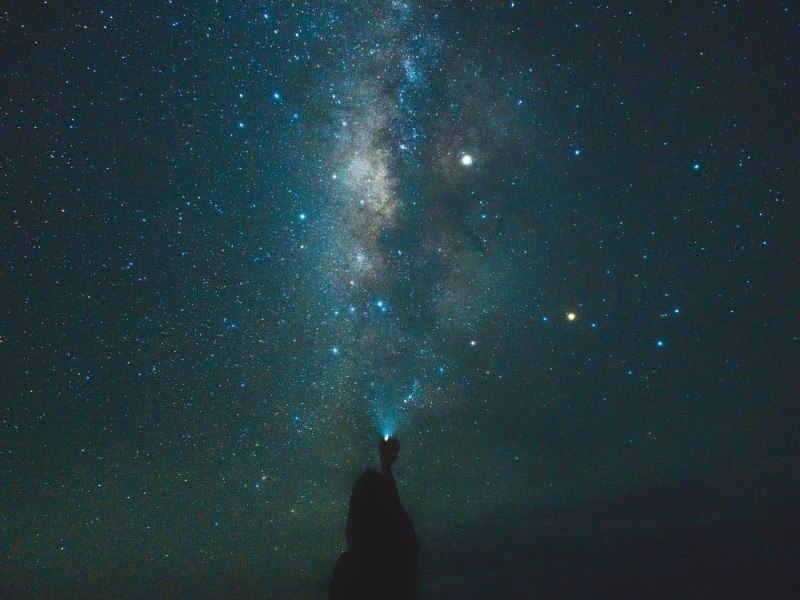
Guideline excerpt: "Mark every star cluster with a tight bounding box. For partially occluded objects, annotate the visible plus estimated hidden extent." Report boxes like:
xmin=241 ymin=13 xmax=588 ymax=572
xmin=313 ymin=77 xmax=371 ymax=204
xmin=1 ymin=1 xmax=797 ymax=596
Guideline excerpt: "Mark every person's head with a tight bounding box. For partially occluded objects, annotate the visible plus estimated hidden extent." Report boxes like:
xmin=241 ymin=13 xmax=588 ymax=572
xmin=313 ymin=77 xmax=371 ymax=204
xmin=345 ymin=469 xmax=395 ymax=548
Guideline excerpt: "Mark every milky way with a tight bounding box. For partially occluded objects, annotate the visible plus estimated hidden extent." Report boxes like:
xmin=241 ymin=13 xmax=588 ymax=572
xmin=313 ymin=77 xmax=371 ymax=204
xmin=3 ymin=0 xmax=796 ymax=596
xmin=297 ymin=1 xmax=518 ymax=438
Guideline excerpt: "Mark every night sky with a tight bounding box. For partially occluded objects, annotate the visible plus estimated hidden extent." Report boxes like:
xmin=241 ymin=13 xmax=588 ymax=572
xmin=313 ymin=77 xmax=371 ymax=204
xmin=2 ymin=1 xmax=798 ymax=597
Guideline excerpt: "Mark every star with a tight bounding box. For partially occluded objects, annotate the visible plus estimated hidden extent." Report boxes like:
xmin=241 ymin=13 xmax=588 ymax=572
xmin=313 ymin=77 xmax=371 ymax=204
xmin=11 ymin=2 xmax=793 ymax=593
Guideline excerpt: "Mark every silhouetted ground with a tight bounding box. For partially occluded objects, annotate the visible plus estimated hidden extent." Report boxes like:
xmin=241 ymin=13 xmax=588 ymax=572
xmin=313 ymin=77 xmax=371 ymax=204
xmin=421 ymin=511 xmax=799 ymax=598
xmin=4 ymin=481 xmax=798 ymax=598
xmin=419 ymin=481 xmax=800 ymax=598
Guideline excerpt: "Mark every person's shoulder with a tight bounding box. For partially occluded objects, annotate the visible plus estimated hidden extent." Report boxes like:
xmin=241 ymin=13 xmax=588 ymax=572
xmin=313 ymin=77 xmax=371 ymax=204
xmin=331 ymin=548 xmax=373 ymax=599
xmin=334 ymin=546 xmax=380 ymax=580
xmin=332 ymin=548 xmax=367 ymax=580
xmin=331 ymin=550 xmax=352 ymax=598
xmin=334 ymin=548 xmax=356 ymax=571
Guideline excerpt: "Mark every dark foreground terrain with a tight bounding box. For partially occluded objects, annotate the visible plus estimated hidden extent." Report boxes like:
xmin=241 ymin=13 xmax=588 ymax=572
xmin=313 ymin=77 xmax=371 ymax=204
xmin=5 ymin=481 xmax=798 ymax=598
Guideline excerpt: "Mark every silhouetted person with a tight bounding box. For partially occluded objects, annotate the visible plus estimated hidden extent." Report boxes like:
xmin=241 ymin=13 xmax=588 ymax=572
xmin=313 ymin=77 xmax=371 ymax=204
xmin=330 ymin=437 xmax=419 ymax=600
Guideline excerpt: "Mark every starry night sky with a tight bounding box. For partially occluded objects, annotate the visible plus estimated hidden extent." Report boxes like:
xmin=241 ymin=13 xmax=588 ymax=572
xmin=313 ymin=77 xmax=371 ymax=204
xmin=2 ymin=1 xmax=799 ymax=597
